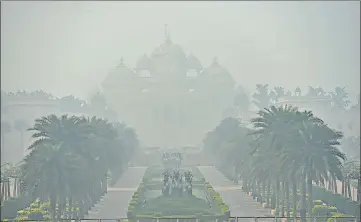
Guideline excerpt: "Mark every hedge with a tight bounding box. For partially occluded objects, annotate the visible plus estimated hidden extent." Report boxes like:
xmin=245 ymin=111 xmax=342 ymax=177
xmin=128 ymin=167 xmax=230 ymax=221
xmin=312 ymin=186 xmax=360 ymax=217
xmin=0 ymin=195 xmax=32 ymax=220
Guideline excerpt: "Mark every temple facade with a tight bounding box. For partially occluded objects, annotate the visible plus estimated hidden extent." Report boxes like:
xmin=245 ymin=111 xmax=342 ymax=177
xmin=101 ymin=35 xmax=235 ymax=148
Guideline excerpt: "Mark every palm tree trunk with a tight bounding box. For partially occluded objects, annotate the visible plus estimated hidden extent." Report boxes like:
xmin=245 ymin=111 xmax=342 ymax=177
xmin=50 ymin=196 xmax=57 ymax=219
xmin=262 ymin=180 xmax=266 ymax=204
xmin=266 ymin=180 xmax=271 ymax=208
xmin=257 ymin=181 xmax=261 ymax=202
xmin=6 ymin=180 xmax=10 ymax=199
xmin=357 ymin=178 xmax=360 ymax=203
xmin=281 ymin=181 xmax=285 ymax=217
xmin=1 ymin=182 xmax=4 ymax=202
xmin=342 ymin=180 xmax=345 ymax=196
xmin=276 ymin=177 xmax=280 ymax=215
xmin=57 ymin=199 xmax=63 ymax=219
xmin=285 ymin=180 xmax=290 ymax=218
xmin=347 ymin=180 xmax=352 ymax=199
xmin=1 ymin=133 xmax=5 ymax=161
xmin=4 ymin=181 xmax=7 ymax=200
xmin=252 ymin=180 xmax=256 ymax=198
xmin=300 ymin=172 xmax=307 ymax=222
xmin=271 ymin=184 xmax=276 ymax=209
xmin=68 ymin=196 xmax=73 ymax=219
xmin=13 ymin=178 xmax=16 ymax=197
xmin=307 ymin=171 xmax=313 ymax=217
xmin=20 ymin=130 xmax=24 ymax=155
xmin=333 ymin=179 xmax=338 ymax=194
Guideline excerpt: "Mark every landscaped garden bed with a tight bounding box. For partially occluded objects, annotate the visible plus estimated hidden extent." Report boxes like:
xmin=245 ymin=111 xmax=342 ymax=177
xmin=127 ymin=164 xmax=230 ymax=222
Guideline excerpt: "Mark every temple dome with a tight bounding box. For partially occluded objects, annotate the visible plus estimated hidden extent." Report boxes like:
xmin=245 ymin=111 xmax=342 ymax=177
xmin=150 ymin=37 xmax=186 ymax=61
xmin=203 ymin=57 xmax=229 ymax=76
xmin=186 ymin=54 xmax=202 ymax=71
xmin=136 ymin=54 xmax=152 ymax=71
xmin=200 ymin=57 xmax=235 ymax=85
xmin=111 ymin=58 xmax=135 ymax=76
xmin=102 ymin=58 xmax=135 ymax=88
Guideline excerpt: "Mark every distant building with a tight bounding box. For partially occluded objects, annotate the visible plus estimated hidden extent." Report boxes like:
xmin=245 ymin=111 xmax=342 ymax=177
xmin=101 ymin=33 xmax=235 ymax=147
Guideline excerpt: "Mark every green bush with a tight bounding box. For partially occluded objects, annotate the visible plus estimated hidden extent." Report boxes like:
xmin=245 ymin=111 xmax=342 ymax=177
xmin=312 ymin=205 xmax=338 ymax=217
xmin=327 ymin=213 xmax=345 ymax=222
xmin=0 ymin=196 xmax=32 ymax=220
xmin=313 ymin=200 xmax=323 ymax=206
xmin=312 ymin=186 xmax=360 ymax=217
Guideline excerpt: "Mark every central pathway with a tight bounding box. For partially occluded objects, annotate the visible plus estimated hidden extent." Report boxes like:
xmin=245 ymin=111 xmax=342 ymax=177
xmin=85 ymin=167 xmax=147 ymax=221
xmin=198 ymin=166 xmax=271 ymax=220
xmin=85 ymin=166 xmax=271 ymax=221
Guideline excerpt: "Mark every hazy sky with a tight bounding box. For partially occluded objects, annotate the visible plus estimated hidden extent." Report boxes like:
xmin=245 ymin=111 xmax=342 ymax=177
xmin=1 ymin=1 xmax=360 ymax=101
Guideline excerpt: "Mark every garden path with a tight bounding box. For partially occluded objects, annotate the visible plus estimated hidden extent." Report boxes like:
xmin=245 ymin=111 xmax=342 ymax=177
xmin=84 ymin=167 xmax=147 ymax=221
xmin=198 ymin=166 xmax=272 ymax=221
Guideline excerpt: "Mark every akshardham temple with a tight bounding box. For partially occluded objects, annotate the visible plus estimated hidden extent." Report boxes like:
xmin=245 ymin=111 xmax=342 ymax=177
xmin=101 ymin=33 xmax=235 ymax=148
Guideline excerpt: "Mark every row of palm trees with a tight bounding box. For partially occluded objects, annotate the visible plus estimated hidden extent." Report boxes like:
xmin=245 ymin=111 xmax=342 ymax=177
xmin=17 ymin=114 xmax=138 ymax=219
xmin=250 ymin=85 xmax=358 ymax=110
xmin=203 ymin=105 xmax=360 ymax=222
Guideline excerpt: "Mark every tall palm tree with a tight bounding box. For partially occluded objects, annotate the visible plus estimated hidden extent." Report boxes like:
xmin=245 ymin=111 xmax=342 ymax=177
xmin=14 ymin=119 xmax=29 ymax=155
xmin=252 ymin=84 xmax=273 ymax=110
xmin=272 ymin=86 xmax=285 ymax=102
xmin=1 ymin=121 xmax=11 ymax=161
xmin=233 ymin=86 xmax=250 ymax=117
xmin=329 ymin=87 xmax=350 ymax=109
xmin=21 ymin=114 xmax=137 ymax=219
xmin=250 ymin=106 xmax=345 ymax=221
xmin=296 ymin=121 xmax=345 ymax=217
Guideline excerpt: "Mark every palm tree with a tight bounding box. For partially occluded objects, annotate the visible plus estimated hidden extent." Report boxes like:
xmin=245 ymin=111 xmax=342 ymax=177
xmin=233 ymin=86 xmax=250 ymax=117
xmin=58 ymin=95 xmax=87 ymax=113
xmin=252 ymin=84 xmax=273 ymax=110
xmin=14 ymin=119 xmax=29 ymax=155
xmin=306 ymin=86 xmax=317 ymax=97
xmin=1 ymin=121 xmax=11 ymax=161
xmin=294 ymin=87 xmax=302 ymax=96
xmin=272 ymin=86 xmax=285 ymax=102
xmin=21 ymin=114 xmax=137 ymax=219
xmin=27 ymin=114 xmax=92 ymax=153
xmin=296 ymin=121 xmax=345 ymax=217
xmin=329 ymin=87 xmax=350 ymax=109
xmin=250 ymin=106 xmax=345 ymax=221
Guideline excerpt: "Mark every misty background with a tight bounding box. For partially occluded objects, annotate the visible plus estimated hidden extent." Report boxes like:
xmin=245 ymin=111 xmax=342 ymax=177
xmin=1 ymin=1 xmax=360 ymax=101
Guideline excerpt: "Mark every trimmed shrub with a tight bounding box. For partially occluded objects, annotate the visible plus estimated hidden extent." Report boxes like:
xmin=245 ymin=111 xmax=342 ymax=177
xmin=313 ymin=200 xmax=324 ymax=206
xmin=0 ymin=196 xmax=32 ymax=220
xmin=312 ymin=186 xmax=360 ymax=217
xmin=312 ymin=205 xmax=338 ymax=217
xmin=327 ymin=213 xmax=346 ymax=222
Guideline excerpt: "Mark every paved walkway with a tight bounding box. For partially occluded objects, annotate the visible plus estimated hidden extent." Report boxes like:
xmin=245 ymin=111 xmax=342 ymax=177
xmin=84 ymin=167 xmax=147 ymax=221
xmin=198 ymin=166 xmax=271 ymax=219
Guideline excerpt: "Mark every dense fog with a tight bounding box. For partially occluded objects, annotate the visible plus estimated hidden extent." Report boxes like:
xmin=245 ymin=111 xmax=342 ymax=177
xmin=1 ymin=1 xmax=360 ymax=222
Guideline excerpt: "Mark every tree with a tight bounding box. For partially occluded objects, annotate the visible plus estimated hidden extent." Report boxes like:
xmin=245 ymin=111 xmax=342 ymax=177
xmin=1 ymin=121 xmax=11 ymax=161
xmin=294 ymin=87 xmax=302 ymax=96
xmin=272 ymin=86 xmax=285 ymax=102
xmin=233 ymin=86 xmax=250 ymax=117
xmin=58 ymin=95 xmax=87 ymax=113
xmin=204 ymin=104 xmax=347 ymax=222
xmin=306 ymin=86 xmax=317 ymax=97
xmin=329 ymin=87 xmax=350 ymax=109
xmin=252 ymin=84 xmax=273 ymax=110
xmin=14 ymin=119 xmax=29 ymax=155
xmin=20 ymin=114 xmax=137 ymax=219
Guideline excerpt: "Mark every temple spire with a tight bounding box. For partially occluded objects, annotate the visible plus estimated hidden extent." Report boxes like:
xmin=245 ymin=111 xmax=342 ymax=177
xmin=164 ymin=24 xmax=171 ymax=43
xmin=118 ymin=57 xmax=124 ymax=67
